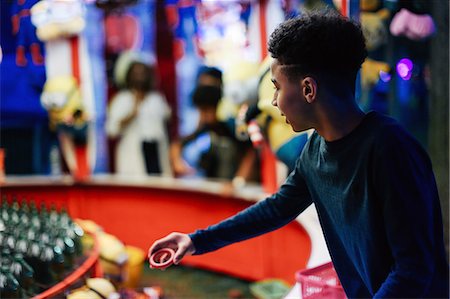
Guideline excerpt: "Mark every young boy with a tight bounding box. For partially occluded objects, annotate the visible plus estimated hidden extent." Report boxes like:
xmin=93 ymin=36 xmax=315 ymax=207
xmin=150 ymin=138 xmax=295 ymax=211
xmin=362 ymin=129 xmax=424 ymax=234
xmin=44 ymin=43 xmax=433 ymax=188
xmin=149 ymin=10 xmax=449 ymax=298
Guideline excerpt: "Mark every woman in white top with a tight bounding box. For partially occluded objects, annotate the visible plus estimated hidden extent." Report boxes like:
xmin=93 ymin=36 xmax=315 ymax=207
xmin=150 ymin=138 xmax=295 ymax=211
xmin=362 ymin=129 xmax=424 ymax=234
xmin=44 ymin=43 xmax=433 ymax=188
xmin=106 ymin=52 xmax=172 ymax=176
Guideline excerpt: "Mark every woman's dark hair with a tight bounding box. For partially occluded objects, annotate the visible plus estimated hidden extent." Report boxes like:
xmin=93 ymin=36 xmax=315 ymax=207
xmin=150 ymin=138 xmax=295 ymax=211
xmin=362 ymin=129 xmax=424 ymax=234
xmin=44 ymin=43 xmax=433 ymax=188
xmin=125 ymin=62 xmax=155 ymax=92
xmin=268 ymin=9 xmax=367 ymax=85
xmin=192 ymin=85 xmax=222 ymax=108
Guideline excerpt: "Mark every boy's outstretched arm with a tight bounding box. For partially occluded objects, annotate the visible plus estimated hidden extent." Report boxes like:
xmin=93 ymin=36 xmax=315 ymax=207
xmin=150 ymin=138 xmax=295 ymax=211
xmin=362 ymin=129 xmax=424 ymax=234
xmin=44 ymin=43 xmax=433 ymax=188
xmin=148 ymin=158 xmax=312 ymax=268
xmin=188 ymin=159 xmax=312 ymax=255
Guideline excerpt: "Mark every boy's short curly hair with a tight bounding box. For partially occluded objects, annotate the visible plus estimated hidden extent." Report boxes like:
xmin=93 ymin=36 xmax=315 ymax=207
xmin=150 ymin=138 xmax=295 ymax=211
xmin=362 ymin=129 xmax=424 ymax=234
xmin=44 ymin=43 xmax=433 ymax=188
xmin=268 ymin=9 xmax=367 ymax=84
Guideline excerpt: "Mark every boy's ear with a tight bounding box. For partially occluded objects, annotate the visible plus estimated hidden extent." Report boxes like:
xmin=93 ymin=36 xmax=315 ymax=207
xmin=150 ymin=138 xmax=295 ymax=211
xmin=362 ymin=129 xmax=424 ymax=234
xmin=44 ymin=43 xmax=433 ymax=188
xmin=302 ymin=77 xmax=317 ymax=104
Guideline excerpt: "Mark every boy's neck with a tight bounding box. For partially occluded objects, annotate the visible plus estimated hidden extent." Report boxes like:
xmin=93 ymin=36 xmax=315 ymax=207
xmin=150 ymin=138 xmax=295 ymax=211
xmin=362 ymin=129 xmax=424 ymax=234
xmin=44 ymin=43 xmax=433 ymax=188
xmin=315 ymin=98 xmax=365 ymax=142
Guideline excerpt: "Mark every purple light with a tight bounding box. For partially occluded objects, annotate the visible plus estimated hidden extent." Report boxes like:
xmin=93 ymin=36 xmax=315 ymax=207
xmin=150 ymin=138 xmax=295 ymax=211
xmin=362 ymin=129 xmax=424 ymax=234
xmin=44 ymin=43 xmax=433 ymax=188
xmin=379 ymin=70 xmax=391 ymax=82
xmin=396 ymin=58 xmax=413 ymax=80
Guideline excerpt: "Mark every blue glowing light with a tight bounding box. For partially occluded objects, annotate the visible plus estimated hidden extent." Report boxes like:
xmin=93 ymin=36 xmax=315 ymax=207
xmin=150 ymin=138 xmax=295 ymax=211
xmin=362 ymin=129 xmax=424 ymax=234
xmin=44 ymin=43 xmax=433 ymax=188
xmin=379 ymin=70 xmax=391 ymax=82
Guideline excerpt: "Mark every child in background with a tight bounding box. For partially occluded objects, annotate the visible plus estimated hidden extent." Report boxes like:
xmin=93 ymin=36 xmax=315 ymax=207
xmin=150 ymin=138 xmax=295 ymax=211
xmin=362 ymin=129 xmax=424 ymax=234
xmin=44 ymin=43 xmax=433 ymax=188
xmin=170 ymin=85 xmax=257 ymax=191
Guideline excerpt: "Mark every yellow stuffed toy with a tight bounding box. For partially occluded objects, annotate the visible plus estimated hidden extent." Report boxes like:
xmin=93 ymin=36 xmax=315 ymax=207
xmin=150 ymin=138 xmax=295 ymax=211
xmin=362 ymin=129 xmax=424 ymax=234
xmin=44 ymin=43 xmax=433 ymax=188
xmin=299 ymin=0 xmax=328 ymax=12
xmin=41 ymin=76 xmax=91 ymax=180
xmin=334 ymin=0 xmax=391 ymax=52
xmin=67 ymin=278 xmax=116 ymax=299
xmin=41 ymin=76 xmax=87 ymax=131
xmin=361 ymin=8 xmax=391 ymax=52
xmin=97 ymin=232 xmax=129 ymax=285
xmin=220 ymin=60 xmax=260 ymax=122
xmin=360 ymin=0 xmax=380 ymax=12
xmin=361 ymin=58 xmax=390 ymax=89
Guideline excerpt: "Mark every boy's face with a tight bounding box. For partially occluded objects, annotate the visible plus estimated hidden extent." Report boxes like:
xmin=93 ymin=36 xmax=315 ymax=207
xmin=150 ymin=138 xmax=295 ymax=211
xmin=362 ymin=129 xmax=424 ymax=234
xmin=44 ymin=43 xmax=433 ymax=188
xmin=270 ymin=59 xmax=311 ymax=132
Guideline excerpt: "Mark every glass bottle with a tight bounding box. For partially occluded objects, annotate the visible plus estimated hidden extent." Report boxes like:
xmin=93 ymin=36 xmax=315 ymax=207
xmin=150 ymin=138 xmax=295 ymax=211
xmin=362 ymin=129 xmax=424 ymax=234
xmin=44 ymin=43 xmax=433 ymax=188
xmin=38 ymin=227 xmax=50 ymax=244
xmin=11 ymin=197 xmax=20 ymax=214
xmin=25 ymin=227 xmax=38 ymax=249
xmin=29 ymin=201 xmax=39 ymax=217
xmin=0 ymin=218 xmax=6 ymax=246
xmin=29 ymin=206 xmax=41 ymax=232
xmin=9 ymin=209 xmax=20 ymax=228
xmin=59 ymin=207 xmax=71 ymax=228
xmin=36 ymin=242 xmax=57 ymax=286
xmin=4 ymin=232 xmax=16 ymax=251
xmin=24 ymin=240 xmax=47 ymax=285
xmin=20 ymin=198 xmax=30 ymax=215
xmin=14 ymin=234 xmax=28 ymax=256
xmin=0 ymin=195 xmax=9 ymax=212
xmin=39 ymin=202 xmax=49 ymax=222
xmin=65 ymin=222 xmax=84 ymax=256
xmin=20 ymin=213 xmax=30 ymax=230
xmin=50 ymin=244 xmax=65 ymax=282
xmin=0 ymin=260 xmax=21 ymax=298
xmin=11 ymin=252 xmax=35 ymax=297
xmin=1 ymin=204 xmax=10 ymax=225
xmin=53 ymin=229 xmax=75 ymax=269
xmin=1 ymin=248 xmax=13 ymax=264
xmin=49 ymin=203 xmax=59 ymax=227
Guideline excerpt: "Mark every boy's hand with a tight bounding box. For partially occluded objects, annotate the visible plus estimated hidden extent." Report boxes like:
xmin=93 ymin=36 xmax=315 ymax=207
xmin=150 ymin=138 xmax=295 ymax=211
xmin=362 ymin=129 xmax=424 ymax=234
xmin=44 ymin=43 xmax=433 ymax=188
xmin=148 ymin=232 xmax=195 ymax=270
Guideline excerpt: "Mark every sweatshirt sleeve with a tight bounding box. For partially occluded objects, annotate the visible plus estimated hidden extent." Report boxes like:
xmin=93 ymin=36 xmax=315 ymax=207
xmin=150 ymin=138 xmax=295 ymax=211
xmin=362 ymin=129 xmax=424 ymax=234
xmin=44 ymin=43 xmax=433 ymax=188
xmin=373 ymin=127 xmax=444 ymax=297
xmin=189 ymin=159 xmax=312 ymax=255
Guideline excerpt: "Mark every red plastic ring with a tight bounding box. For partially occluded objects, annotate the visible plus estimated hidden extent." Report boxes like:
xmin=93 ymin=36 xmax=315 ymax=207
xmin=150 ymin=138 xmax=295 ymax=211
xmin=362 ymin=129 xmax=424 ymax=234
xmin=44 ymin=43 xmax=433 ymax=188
xmin=149 ymin=248 xmax=175 ymax=269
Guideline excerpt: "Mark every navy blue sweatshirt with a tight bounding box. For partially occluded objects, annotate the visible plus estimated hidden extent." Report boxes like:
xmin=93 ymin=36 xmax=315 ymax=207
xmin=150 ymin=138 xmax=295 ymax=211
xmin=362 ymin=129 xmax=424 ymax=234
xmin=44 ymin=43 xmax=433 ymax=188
xmin=189 ymin=111 xmax=449 ymax=298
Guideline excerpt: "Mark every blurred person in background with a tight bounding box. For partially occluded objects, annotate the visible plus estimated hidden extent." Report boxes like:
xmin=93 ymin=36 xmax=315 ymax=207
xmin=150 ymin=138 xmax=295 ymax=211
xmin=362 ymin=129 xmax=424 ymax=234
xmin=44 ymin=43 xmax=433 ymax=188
xmin=106 ymin=51 xmax=172 ymax=177
xmin=170 ymin=83 xmax=258 ymax=195
xmin=170 ymin=66 xmax=259 ymax=194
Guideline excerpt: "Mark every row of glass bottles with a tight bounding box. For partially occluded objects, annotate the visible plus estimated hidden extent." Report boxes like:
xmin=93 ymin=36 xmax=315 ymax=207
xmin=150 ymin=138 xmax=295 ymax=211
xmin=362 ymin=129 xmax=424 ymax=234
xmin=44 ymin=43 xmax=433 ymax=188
xmin=0 ymin=196 xmax=85 ymax=298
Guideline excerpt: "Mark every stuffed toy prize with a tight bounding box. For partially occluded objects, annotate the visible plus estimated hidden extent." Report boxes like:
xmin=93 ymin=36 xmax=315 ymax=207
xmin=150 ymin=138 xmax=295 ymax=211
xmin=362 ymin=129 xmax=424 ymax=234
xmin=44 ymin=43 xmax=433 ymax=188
xmin=67 ymin=278 xmax=116 ymax=299
xmin=30 ymin=0 xmax=86 ymax=41
xmin=41 ymin=76 xmax=87 ymax=131
xmin=41 ymin=76 xmax=91 ymax=180
xmin=221 ymin=60 xmax=260 ymax=122
xmin=361 ymin=8 xmax=391 ymax=52
xmin=361 ymin=58 xmax=391 ymax=89
xmin=390 ymin=8 xmax=435 ymax=41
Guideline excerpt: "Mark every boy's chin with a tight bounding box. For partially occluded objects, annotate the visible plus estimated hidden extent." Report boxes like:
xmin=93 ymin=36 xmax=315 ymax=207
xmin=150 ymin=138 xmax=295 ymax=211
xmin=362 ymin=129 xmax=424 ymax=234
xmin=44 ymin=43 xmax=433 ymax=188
xmin=291 ymin=123 xmax=308 ymax=133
